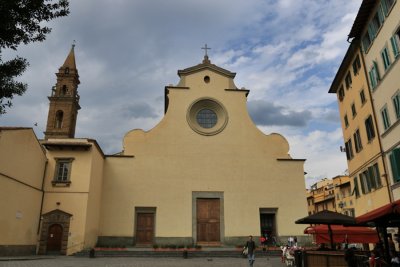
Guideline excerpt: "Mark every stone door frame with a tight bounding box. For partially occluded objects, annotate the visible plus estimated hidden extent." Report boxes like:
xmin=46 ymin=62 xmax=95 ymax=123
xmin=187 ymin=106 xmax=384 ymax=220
xmin=38 ymin=209 xmax=72 ymax=255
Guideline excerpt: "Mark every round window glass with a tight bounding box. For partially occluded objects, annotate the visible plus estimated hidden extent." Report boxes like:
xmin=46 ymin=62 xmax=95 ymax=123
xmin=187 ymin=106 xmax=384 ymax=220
xmin=196 ymin=109 xmax=217 ymax=128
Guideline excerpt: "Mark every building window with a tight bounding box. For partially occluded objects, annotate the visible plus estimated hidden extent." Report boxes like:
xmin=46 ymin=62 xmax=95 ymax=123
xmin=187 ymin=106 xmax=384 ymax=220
xmin=55 ymin=110 xmax=63 ymax=129
xmin=353 ymin=177 xmax=360 ymax=198
xmin=338 ymin=86 xmax=345 ymax=101
xmin=389 ymin=148 xmax=400 ymax=183
xmin=381 ymin=0 xmax=395 ymax=16
xmin=381 ymin=105 xmax=391 ymax=130
xmin=352 ymin=55 xmax=361 ymax=75
xmin=381 ymin=46 xmax=391 ymax=70
xmin=362 ymin=32 xmax=372 ymax=52
xmin=365 ymin=115 xmax=376 ymax=142
xmin=351 ymin=103 xmax=357 ymax=118
xmin=370 ymin=163 xmax=382 ymax=188
xmin=370 ymin=6 xmax=385 ymax=37
xmin=345 ymin=139 xmax=354 ymax=160
xmin=369 ymin=61 xmax=380 ymax=89
xmin=344 ymin=114 xmax=349 ymax=128
xmin=61 ymin=85 xmax=68 ymax=96
xmin=53 ymin=158 xmax=73 ymax=185
xmin=390 ymin=35 xmax=400 ymax=59
xmin=360 ymin=163 xmax=382 ymax=194
xmin=196 ymin=109 xmax=218 ymax=128
xmin=354 ymin=129 xmax=363 ymax=153
xmin=360 ymin=89 xmax=367 ymax=105
xmin=345 ymin=72 xmax=352 ymax=89
xmin=360 ymin=171 xmax=370 ymax=194
xmin=393 ymin=91 xmax=400 ymax=119
xmin=64 ymin=67 xmax=69 ymax=74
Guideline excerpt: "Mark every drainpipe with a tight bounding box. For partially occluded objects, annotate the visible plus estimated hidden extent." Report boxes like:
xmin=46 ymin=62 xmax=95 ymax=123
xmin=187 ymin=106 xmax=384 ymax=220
xmin=37 ymin=160 xmax=48 ymax=234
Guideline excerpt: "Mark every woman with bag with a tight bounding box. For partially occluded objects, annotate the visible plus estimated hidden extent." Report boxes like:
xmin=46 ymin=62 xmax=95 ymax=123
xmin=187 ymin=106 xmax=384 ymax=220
xmin=244 ymin=235 xmax=256 ymax=267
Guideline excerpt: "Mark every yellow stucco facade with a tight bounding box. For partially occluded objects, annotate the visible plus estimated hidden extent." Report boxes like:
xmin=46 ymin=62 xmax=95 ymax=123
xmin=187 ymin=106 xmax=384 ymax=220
xmin=0 ymin=128 xmax=47 ymax=255
xmin=0 ymin=54 xmax=309 ymax=256
xmin=329 ymin=40 xmax=390 ymax=216
xmin=358 ymin=0 xmax=400 ymax=200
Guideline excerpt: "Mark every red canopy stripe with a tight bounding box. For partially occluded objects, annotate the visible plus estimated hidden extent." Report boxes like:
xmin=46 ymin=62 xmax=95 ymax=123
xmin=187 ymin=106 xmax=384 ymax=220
xmin=304 ymin=225 xmax=379 ymax=244
xmin=356 ymin=199 xmax=400 ymax=224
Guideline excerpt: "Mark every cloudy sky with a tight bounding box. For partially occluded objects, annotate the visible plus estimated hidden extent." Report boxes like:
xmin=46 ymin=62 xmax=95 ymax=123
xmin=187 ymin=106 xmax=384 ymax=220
xmin=1 ymin=0 xmax=362 ymax=188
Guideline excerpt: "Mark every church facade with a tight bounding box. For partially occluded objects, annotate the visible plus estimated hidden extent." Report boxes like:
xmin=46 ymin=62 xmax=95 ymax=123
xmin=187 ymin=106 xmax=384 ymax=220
xmin=0 ymin=47 xmax=308 ymax=256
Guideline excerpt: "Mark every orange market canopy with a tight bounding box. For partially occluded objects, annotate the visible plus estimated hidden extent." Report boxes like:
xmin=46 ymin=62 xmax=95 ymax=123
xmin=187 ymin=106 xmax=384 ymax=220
xmin=304 ymin=225 xmax=379 ymax=244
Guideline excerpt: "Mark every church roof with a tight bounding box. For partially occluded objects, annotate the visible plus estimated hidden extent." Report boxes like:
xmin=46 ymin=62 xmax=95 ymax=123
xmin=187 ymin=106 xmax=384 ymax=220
xmin=61 ymin=44 xmax=77 ymax=70
xmin=348 ymin=0 xmax=376 ymax=39
xmin=0 ymin=127 xmax=32 ymax=131
xmin=178 ymin=56 xmax=236 ymax=78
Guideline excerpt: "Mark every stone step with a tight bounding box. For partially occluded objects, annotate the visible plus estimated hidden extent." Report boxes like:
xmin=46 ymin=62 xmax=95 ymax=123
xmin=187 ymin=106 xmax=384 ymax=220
xmin=74 ymin=249 xmax=282 ymax=258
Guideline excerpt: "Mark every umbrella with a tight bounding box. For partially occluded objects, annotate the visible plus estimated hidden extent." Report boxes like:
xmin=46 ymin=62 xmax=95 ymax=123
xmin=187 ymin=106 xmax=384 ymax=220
xmin=295 ymin=210 xmax=357 ymax=249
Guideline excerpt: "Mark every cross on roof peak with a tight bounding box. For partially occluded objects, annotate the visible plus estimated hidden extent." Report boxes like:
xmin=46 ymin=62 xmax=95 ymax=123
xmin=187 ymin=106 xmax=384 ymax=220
xmin=201 ymin=44 xmax=211 ymax=57
xmin=201 ymin=44 xmax=211 ymax=64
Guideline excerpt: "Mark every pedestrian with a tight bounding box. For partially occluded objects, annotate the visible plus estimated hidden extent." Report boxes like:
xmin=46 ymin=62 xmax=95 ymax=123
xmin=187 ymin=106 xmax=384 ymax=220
xmin=245 ymin=235 xmax=256 ymax=267
xmin=389 ymin=236 xmax=397 ymax=258
xmin=260 ymin=235 xmax=266 ymax=251
xmin=344 ymin=245 xmax=357 ymax=267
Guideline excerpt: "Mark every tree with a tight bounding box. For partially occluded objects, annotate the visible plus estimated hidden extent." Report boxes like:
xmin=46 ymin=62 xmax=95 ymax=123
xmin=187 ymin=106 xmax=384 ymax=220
xmin=0 ymin=0 xmax=69 ymax=114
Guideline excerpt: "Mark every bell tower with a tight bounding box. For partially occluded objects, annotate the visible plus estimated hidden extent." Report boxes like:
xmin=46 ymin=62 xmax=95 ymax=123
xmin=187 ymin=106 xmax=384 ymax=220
xmin=44 ymin=45 xmax=81 ymax=139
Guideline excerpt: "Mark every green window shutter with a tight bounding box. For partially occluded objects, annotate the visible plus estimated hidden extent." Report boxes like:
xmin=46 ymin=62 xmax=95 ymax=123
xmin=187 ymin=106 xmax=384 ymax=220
xmin=368 ymin=24 xmax=375 ymax=40
xmin=373 ymin=61 xmax=380 ymax=81
xmin=360 ymin=174 xmax=366 ymax=194
xmin=353 ymin=178 xmax=360 ymax=198
xmin=391 ymin=149 xmax=400 ymax=182
xmin=369 ymin=70 xmax=375 ymax=88
xmin=368 ymin=166 xmax=377 ymax=189
xmin=391 ymin=36 xmax=399 ymax=57
xmin=374 ymin=164 xmax=382 ymax=187
xmin=393 ymin=94 xmax=400 ymax=119
xmin=362 ymin=36 xmax=370 ymax=52
xmin=381 ymin=48 xmax=391 ymax=70
xmin=378 ymin=4 xmax=385 ymax=23
xmin=381 ymin=0 xmax=389 ymax=15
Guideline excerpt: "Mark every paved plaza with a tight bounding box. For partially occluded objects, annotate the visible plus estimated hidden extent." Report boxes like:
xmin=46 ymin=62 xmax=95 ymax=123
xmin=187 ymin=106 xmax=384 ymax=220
xmin=0 ymin=256 xmax=286 ymax=267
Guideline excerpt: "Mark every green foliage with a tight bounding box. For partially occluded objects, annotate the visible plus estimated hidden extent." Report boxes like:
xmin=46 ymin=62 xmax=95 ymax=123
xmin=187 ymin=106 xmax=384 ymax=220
xmin=0 ymin=56 xmax=28 ymax=114
xmin=0 ymin=0 xmax=69 ymax=114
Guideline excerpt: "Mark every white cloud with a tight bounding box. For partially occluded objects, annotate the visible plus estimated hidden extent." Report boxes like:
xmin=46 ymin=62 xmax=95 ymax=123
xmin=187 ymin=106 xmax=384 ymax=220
xmin=1 ymin=0 xmax=362 ymax=187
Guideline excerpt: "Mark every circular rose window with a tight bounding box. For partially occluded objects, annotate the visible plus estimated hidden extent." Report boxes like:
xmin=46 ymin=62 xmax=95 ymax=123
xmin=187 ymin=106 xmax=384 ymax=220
xmin=187 ymin=98 xmax=228 ymax=135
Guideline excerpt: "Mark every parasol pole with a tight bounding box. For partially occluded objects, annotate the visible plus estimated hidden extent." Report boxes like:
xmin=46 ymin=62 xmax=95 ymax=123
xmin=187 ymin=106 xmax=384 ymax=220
xmin=328 ymin=224 xmax=334 ymax=250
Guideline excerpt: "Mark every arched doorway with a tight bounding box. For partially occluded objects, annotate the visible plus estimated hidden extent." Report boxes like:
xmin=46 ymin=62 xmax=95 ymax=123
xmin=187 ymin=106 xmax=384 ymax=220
xmin=38 ymin=209 xmax=72 ymax=255
xmin=46 ymin=224 xmax=63 ymax=253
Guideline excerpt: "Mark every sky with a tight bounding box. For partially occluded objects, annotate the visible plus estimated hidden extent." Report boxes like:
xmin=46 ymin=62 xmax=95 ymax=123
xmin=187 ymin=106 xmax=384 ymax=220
xmin=1 ymin=0 xmax=363 ymax=188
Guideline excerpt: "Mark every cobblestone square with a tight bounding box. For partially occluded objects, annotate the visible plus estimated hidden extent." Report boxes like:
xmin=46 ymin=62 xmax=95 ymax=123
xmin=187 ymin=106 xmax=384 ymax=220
xmin=0 ymin=256 xmax=286 ymax=267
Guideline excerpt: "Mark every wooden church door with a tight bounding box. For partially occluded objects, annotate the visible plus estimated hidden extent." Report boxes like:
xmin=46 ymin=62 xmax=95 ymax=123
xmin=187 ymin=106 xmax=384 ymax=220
xmin=136 ymin=213 xmax=154 ymax=245
xmin=197 ymin=198 xmax=220 ymax=243
xmin=47 ymin=224 xmax=63 ymax=252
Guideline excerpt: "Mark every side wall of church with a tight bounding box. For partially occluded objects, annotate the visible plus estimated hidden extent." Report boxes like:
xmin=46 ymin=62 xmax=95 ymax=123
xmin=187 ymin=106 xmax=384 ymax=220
xmin=83 ymin=143 xmax=104 ymax=249
xmin=0 ymin=129 xmax=46 ymax=255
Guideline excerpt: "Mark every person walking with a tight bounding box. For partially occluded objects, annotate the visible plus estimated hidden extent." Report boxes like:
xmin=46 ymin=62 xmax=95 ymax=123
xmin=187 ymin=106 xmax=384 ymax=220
xmin=245 ymin=235 xmax=256 ymax=267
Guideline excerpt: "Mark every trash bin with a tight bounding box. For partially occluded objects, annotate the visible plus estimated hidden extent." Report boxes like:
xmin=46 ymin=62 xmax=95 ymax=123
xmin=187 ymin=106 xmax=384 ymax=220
xmin=89 ymin=248 xmax=95 ymax=258
xmin=294 ymin=250 xmax=302 ymax=267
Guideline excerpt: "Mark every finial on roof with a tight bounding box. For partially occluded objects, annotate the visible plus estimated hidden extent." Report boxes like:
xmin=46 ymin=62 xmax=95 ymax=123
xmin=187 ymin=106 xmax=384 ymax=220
xmin=72 ymin=40 xmax=76 ymax=49
xmin=201 ymin=44 xmax=211 ymax=64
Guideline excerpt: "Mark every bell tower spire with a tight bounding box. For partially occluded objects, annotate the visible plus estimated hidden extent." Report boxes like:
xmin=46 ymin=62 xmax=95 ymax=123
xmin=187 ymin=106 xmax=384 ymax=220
xmin=44 ymin=44 xmax=81 ymax=140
